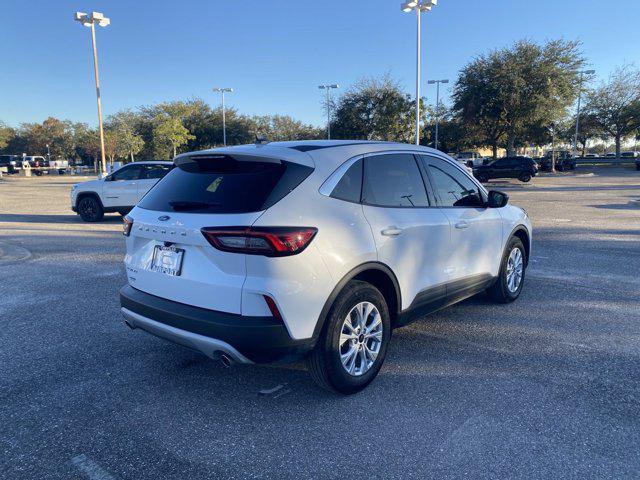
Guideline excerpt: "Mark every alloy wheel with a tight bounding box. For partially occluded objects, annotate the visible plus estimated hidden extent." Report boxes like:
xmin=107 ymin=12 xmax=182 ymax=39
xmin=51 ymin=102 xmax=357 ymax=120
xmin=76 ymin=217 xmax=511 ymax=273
xmin=339 ymin=301 xmax=383 ymax=377
xmin=506 ymin=247 xmax=524 ymax=293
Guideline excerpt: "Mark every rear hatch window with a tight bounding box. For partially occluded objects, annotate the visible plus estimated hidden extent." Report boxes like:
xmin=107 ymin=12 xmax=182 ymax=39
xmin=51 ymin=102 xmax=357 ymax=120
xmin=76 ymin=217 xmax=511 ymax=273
xmin=138 ymin=154 xmax=313 ymax=214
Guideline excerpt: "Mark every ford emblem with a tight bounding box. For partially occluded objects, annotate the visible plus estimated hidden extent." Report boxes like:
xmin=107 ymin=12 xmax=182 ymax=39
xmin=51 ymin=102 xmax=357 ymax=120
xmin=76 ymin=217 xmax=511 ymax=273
xmin=158 ymin=215 xmax=171 ymax=221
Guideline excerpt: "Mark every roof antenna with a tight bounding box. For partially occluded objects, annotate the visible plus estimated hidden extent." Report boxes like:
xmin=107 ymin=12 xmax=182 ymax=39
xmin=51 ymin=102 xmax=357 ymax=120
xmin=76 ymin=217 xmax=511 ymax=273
xmin=255 ymin=134 xmax=269 ymax=145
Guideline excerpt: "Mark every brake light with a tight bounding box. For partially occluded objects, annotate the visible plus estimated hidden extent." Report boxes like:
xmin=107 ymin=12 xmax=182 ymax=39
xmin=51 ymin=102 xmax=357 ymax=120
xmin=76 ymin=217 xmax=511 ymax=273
xmin=201 ymin=227 xmax=317 ymax=257
xmin=123 ymin=215 xmax=133 ymax=237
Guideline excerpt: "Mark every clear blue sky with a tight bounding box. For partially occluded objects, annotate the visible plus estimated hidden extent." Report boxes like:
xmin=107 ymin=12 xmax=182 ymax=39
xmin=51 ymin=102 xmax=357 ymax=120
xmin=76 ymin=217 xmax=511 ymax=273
xmin=1 ymin=0 xmax=638 ymax=128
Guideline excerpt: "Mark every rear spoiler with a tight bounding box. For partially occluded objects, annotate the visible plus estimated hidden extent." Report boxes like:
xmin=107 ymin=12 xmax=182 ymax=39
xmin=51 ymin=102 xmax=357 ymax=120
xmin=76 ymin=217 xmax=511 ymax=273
xmin=174 ymin=153 xmax=283 ymax=171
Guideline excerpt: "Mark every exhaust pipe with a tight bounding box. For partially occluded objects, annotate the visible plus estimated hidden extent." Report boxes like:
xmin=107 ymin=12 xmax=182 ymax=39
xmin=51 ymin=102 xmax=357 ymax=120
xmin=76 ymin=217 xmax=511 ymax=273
xmin=220 ymin=353 xmax=233 ymax=368
xmin=213 ymin=351 xmax=233 ymax=367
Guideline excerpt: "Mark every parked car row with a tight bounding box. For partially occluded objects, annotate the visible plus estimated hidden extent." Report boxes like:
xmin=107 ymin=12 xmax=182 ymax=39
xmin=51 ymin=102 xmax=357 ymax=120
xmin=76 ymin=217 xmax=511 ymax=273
xmin=0 ymin=154 xmax=70 ymax=174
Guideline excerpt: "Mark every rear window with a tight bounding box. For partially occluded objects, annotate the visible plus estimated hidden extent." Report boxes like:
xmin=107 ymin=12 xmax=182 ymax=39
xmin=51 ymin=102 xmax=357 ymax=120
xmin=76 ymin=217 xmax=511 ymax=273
xmin=138 ymin=154 xmax=313 ymax=214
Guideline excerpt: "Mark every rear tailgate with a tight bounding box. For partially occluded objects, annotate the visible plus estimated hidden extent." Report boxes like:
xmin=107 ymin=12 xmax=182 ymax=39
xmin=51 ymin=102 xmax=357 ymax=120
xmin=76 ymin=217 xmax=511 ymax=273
xmin=125 ymin=208 xmax=261 ymax=314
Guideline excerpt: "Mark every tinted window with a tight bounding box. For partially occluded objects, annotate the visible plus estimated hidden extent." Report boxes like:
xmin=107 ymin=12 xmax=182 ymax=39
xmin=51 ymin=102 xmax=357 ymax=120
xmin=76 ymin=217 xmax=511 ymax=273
xmin=111 ymin=165 xmax=142 ymax=181
xmin=142 ymin=164 xmax=173 ymax=179
xmin=362 ymin=154 xmax=429 ymax=207
xmin=138 ymin=154 xmax=312 ymax=214
xmin=331 ymin=159 xmax=362 ymax=203
xmin=424 ymin=158 xmax=484 ymax=208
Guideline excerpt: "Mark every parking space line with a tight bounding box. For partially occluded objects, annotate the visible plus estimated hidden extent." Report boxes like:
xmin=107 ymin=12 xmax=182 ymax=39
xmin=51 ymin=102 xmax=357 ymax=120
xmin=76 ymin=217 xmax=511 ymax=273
xmin=71 ymin=454 xmax=118 ymax=480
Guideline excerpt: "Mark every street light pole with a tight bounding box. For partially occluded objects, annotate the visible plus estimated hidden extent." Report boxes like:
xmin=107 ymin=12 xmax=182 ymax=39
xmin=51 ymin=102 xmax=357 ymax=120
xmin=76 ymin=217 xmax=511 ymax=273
xmin=213 ymin=87 xmax=233 ymax=146
xmin=401 ymin=1 xmax=438 ymax=145
xmin=318 ymin=84 xmax=339 ymax=140
xmin=572 ymin=69 xmax=595 ymax=158
xmin=74 ymin=12 xmax=110 ymax=176
xmin=427 ymin=78 xmax=449 ymax=150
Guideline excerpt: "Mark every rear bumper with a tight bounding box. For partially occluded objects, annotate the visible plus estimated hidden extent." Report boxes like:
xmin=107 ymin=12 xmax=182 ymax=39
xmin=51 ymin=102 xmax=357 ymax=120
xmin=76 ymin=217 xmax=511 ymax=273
xmin=119 ymin=285 xmax=314 ymax=363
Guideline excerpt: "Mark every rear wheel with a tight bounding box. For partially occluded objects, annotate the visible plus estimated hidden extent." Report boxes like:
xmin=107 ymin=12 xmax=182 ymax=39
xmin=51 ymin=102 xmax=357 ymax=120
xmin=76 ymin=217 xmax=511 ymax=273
xmin=476 ymin=173 xmax=489 ymax=183
xmin=487 ymin=236 xmax=526 ymax=303
xmin=78 ymin=196 xmax=104 ymax=222
xmin=519 ymin=173 xmax=532 ymax=182
xmin=307 ymin=280 xmax=391 ymax=394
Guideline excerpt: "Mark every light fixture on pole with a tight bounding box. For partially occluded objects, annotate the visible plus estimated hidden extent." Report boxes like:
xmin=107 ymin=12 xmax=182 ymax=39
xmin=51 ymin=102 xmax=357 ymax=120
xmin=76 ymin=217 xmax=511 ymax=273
xmin=213 ymin=87 xmax=233 ymax=146
xmin=74 ymin=11 xmax=110 ymax=176
xmin=427 ymin=78 xmax=449 ymax=150
xmin=573 ymin=69 xmax=595 ymax=158
xmin=318 ymin=84 xmax=339 ymax=140
xmin=401 ymin=0 xmax=438 ymax=145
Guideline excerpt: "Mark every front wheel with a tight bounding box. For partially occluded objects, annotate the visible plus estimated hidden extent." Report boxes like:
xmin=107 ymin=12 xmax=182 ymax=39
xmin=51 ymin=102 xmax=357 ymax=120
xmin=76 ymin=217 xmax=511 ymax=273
xmin=476 ymin=173 xmax=489 ymax=183
xmin=519 ymin=173 xmax=532 ymax=182
xmin=307 ymin=280 xmax=391 ymax=394
xmin=487 ymin=237 xmax=526 ymax=303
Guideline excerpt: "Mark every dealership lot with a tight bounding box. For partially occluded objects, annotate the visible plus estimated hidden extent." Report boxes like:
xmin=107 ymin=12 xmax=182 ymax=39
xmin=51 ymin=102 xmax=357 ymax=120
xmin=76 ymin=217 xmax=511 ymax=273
xmin=1 ymin=168 xmax=639 ymax=479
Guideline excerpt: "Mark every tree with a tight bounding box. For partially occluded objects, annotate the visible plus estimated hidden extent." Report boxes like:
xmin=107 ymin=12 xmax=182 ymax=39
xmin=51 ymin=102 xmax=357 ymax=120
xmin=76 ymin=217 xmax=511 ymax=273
xmin=152 ymin=115 xmax=194 ymax=158
xmin=0 ymin=121 xmax=14 ymax=151
xmin=16 ymin=117 xmax=77 ymax=159
xmin=558 ymin=112 xmax=601 ymax=156
xmin=105 ymin=111 xmax=145 ymax=163
xmin=250 ymin=114 xmax=323 ymax=141
xmin=585 ymin=66 xmax=640 ymax=159
xmin=453 ymin=39 xmax=585 ymax=158
xmin=330 ymin=75 xmax=421 ymax=142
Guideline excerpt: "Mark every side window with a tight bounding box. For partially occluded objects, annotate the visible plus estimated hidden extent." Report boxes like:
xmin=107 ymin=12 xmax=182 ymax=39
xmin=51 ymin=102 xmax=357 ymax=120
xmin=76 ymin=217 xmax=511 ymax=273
xmin=330 ymin=159 xmax=362 ymax=203
xmin=142 ymin=164 xmax=173 ymax=180
xmin=493 ymin=159 xmax=507 ymax=167
xmin=111 ymin=165 xmax=141 ymax=181
xmin=362 ymin=154 xmax=429 ymax=207
xmin=424 ymin=158 xmax=484 ymax=208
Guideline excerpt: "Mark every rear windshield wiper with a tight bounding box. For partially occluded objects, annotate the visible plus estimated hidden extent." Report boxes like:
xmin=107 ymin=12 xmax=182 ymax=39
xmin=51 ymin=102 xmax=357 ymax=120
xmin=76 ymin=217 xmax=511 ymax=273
xmin=168 ymin=201 xmax=222 ymax=211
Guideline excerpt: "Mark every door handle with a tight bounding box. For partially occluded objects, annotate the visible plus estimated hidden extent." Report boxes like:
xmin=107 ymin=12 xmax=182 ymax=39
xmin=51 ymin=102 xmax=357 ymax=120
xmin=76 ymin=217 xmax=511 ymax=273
xmin=381 ymin=227 xmax=403 ymax=236
xmin=455 ymin=220 xmax=470 ymax=229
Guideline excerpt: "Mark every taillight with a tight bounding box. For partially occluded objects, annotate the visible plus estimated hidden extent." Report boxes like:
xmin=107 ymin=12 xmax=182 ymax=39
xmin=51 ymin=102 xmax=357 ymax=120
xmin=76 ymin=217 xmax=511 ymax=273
xmin=123 ymin=215 xmax=133 ymax=237
xmin=201 ymin=227 xmax=317 ymax=257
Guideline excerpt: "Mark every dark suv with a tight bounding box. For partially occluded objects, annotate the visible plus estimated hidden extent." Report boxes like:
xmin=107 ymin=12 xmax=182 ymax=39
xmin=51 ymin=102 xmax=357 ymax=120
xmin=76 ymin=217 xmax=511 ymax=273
xmin=538 ymin=151 xmax=576 ymax=172
xmin=473 ymin=156 xmax=538 ymax=183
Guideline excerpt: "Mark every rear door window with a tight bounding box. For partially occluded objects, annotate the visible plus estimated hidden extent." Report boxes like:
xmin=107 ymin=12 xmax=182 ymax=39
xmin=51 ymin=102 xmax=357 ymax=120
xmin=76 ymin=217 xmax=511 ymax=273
xmin=138 ymin=154 xmax=312 ymax=214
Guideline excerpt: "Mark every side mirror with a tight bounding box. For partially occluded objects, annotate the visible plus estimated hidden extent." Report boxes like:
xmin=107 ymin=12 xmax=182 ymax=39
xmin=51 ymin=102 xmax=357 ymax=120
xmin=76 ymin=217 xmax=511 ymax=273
xmin=487 ymin=190 xmax=509 ymax=208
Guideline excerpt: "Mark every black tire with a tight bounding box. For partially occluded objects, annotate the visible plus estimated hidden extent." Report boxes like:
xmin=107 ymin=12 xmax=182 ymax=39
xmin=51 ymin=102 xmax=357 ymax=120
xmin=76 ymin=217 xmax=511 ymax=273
xmin=307 ymin=280 xmax=391 ymax=394
xmin=78 ymin=196 xmax=104 ymax=222
xmin=487 ymin=236 xmax=526 ymax=303
xmin=636 ymin=163 xmax=640 ymax=171
xmin=519 ymin=173 xmax=532 ymax=183
xmin=476 ymin=173 xmax=489 ymax=183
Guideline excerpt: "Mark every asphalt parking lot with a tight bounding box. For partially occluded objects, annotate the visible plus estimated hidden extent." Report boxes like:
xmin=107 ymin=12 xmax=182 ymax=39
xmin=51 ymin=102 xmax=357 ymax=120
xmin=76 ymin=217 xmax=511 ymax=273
xmin=1 ymin=167 xmax=639 ymax=479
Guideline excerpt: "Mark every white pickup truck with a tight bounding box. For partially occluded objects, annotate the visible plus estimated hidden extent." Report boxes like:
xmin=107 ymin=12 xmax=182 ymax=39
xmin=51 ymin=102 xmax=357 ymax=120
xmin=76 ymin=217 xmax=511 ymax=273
xmin=71 ymin=161 xmax=173 ymax=222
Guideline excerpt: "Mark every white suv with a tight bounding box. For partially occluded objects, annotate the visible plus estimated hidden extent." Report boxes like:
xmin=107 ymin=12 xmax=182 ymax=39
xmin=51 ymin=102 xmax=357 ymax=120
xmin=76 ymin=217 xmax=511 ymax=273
xmin=71 ymin=161 xmax=173 ymax=221
xmin=119 ymin=141 xmax=531 ymax=394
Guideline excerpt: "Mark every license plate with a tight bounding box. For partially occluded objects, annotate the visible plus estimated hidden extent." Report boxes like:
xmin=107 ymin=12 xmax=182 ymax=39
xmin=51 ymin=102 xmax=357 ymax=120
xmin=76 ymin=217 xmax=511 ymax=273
xmin=150 ymin=245 xmax=184 ymax=276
